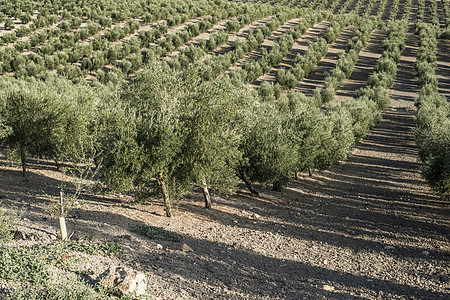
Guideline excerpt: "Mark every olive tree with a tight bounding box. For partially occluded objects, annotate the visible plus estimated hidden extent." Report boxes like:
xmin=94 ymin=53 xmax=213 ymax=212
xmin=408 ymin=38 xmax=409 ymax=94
xmin=0 ymin=75 xmax=96 ymax=177
xmin=98 ymin=60 xmax=247 ymax=215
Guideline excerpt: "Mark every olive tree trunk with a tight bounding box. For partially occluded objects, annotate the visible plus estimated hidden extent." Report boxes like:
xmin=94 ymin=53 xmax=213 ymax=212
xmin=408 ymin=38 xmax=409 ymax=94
xmin=158 ymin=172 xmax=173 ymax=217
xmin=202 ymin=178 xmax=211 ymax=209
xmin=238 ymin=170 xmax=259 ymax=196
xmin=20 ymin=151 xmax=27 ymax=179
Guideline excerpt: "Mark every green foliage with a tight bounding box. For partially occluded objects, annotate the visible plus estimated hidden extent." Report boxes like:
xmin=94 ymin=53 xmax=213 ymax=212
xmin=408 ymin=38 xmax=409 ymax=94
xmin=414 ymin=22 xmax=449 ymax=200
xmin=280 ymin=93 xmax=354 ymax=174
xmin=343 ymin=98 xmax=381 ymax=143
xmin=93 ymin=92 xmax=141 ymax=191
xmin=0 ymin=75 xmax=97 ymax=176
xmin=8 ymin=279 xmax=102 ymax=300
xmin=6 ymin=275 xmax=136 ymax=300
xmin=415 ymin=91 xmax=450 ymax=201
xmin=0 ymin=205 xmax=22 ymax=243
xmin=355 ymin=20 xmax=406 ymax=112
xmin=0 ymin=239 xmax=124 ymax=289
xmin=4 ymin=18 xmax=14 ymax=30
xmin=0 ymin=245 xmax=50 ymax=284
xmin=63 ymin=239 xmax=124 ymax=257
xmin=132 ymin=224 xmax=182 ymax=242
xmin=258 ymin=81 xmax=275 ymax=102
xmin=98 ymin=60 xmax=248 ymax=213
xmin=240 ymin=100 xmax=297 ymax=191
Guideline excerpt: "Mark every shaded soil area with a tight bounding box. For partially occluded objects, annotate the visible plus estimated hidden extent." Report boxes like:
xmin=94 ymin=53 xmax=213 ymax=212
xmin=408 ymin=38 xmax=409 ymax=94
xmin=380 ymin=0 xmax=394 ymax=20
xmin=333 ymin=0 xmax=352 ymax=14
xmin=356 ymin=0 xmax=371 ymax=16
xmin=389 ymin=33 xmax=420 ymax=108
xmin=436 ymin=0 xmax=448 ymax=30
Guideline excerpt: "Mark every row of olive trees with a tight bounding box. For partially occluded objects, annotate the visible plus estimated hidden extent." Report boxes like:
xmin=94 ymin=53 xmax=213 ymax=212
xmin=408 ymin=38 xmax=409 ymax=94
xmin=0 ymin=0 xmax=213 ymax=24
xmin=355 ymin=20 xmax=407 ymax=111
xmin=98 ymin=58 xmax=366 ymax=215
xmin=0 ymin=3 xmax=216 ymax=78
xmin=444 ymin=0 xmax=450 ymax=28
xmin=0 ymin=55 xmax=362 ymax=218
xmin=275 ymin=13 xmax=361 ymax=90
xmin=414 ymin=23 xmax=450 ymax=200
xmin=320 ymin=17 xmax=380 ymax=104
xmin=0 ymin=14 xmax=60 ymax=46
xmin=226 ymin=11 xmax=332 ymax=86
xmin=190 ymin=8 xmax=308 ymax=82
xmin=96 ymin=7 xmax=275 ymax=83
xmin=103 ymin=5 xmax=294 ymax=83
xmin=0 ymin=63 xmax=286 ymax=216
xmin=0 ymin=75 xmax=96 ymax=177
xmin=1 ymin=0 xmax=262 ymax=81
xmin=98 ymin=1 xmax=282 ymax=78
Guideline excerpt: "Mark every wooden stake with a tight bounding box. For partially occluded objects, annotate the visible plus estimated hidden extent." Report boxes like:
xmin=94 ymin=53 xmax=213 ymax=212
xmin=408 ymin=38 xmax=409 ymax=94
xmin=59 ymin=191 xmax=67 ymax=241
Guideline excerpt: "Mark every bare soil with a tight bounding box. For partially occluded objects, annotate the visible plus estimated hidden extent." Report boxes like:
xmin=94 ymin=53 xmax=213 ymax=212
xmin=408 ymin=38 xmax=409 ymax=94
xmin=389 ymin=32 xmax=420 ymax=108
xmin=355 ymin=0 xmax=370 ymax=16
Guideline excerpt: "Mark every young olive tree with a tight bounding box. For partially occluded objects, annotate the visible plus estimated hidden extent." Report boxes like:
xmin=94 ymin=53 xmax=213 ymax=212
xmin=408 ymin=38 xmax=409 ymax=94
xmin=238 ymin=99 xmax=297 ymax=193
xmin=98 ymin=60 xmax=247 ymax=215
xmin=177 ymin=74 xmax=247 ymax=208
xmin=0 ymin=75 xmax=96 ymax=177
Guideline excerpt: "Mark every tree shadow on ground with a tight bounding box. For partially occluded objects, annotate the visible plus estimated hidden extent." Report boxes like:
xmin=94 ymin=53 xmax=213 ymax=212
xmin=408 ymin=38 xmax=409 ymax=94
xmin=180 ymin=110 xmax=449 ymax=263
xmin=136 ymin=229 xmax=449 ymax=299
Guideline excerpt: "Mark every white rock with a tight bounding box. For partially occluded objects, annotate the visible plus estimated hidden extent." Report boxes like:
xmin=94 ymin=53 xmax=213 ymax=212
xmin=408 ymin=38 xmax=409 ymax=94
xmin=100 ymin=266 xmax=147 ymax=297
xmin=422 ymin=250 xmax=429 ymax=256
xmin=323 ymin=259 xmax=328 ymax=265
xmin=323 ymin=284 xmax=334 ymax=292
xmin=156 ymin=244 xmax=163 ymax=250
xmin=384 ymin=245 xmax=395 ymax=250
xmin=182 ymin=243 xmax=193 ymax=252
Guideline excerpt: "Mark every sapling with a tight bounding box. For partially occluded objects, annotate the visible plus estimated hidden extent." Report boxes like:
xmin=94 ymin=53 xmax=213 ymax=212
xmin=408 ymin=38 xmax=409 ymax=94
xmin=59 ymin=191 xmax=68 ymax=241
xmin=46 ymin=188 xmax=75 ymax=241
xmin=46 ymin=154 xmax=97 ymax=240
